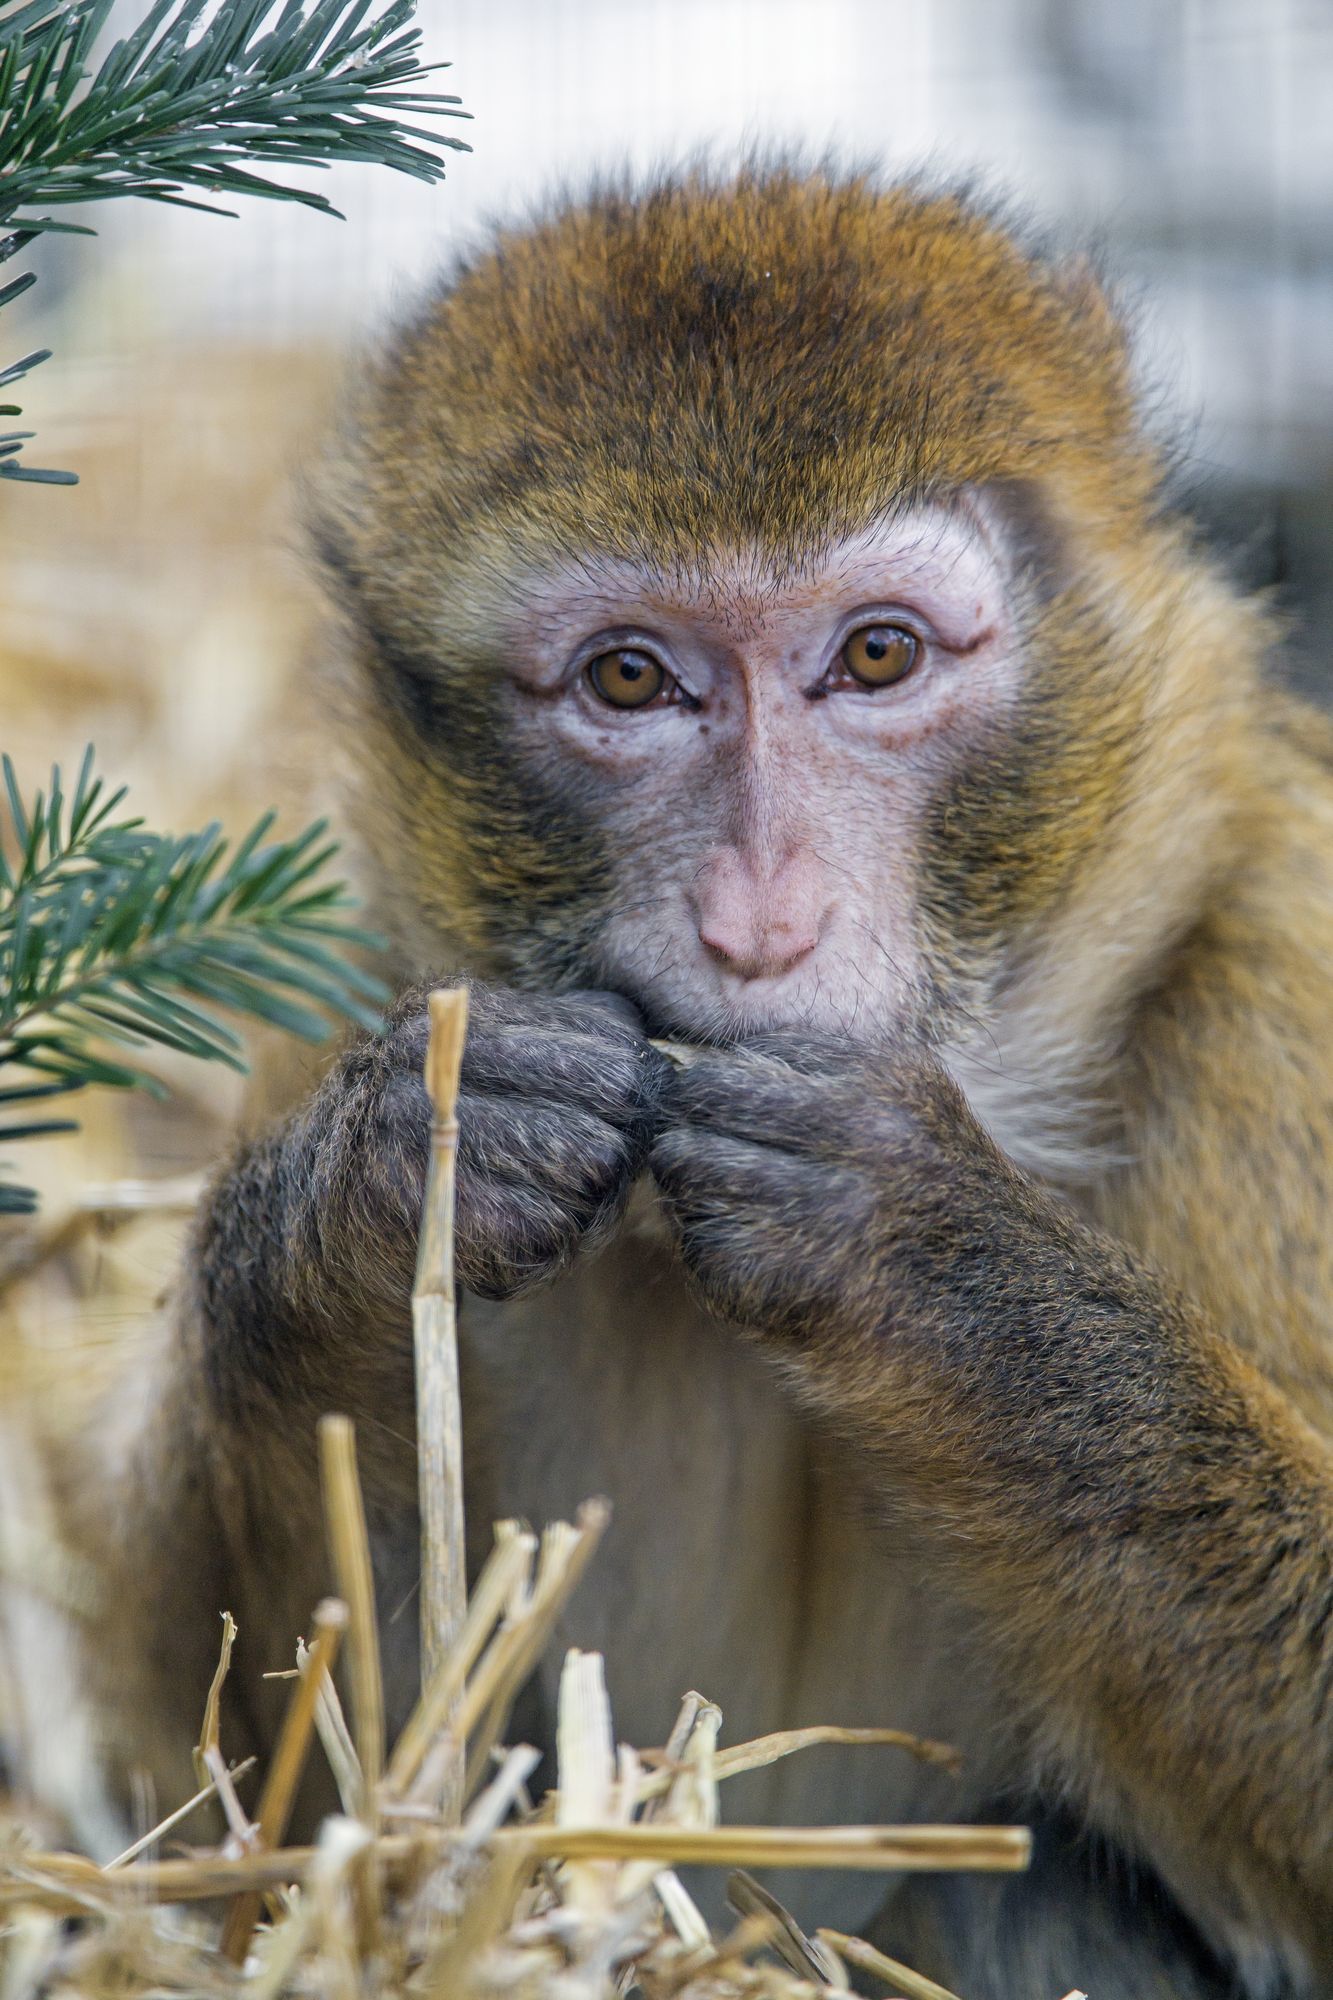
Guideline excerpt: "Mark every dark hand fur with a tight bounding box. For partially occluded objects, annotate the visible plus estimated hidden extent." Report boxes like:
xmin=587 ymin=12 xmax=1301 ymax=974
xmin=195 ymin=981 xmax=668 ymax=1421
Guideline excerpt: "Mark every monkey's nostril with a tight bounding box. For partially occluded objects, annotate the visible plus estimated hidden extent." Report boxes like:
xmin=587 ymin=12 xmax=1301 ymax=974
xmin=698 ymin=921 xmax=821 ymax=982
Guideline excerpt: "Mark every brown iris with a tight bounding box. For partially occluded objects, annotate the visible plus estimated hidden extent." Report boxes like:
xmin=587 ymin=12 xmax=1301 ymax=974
xmin=841 ymin=624 xmax=918 ymax=687
xmin=587 ymin=647 xmax=667 ymax=709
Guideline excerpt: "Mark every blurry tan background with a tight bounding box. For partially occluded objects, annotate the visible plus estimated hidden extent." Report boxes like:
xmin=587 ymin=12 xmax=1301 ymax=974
xmin=2 ymin=0 xmax=1332 ymax=1360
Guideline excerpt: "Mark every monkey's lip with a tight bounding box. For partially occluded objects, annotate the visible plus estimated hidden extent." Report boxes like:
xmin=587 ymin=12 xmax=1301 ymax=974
xmin=621 ymin=970 xmax=900 ymax=1047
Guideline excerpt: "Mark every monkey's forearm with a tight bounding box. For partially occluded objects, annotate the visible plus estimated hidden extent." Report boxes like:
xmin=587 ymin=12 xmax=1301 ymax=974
xmin=191 ymin=1092 xmax=420 ymax=1442
xmin=788 ymin=1217 xmax=1333 ymax=1901
xmin=778 ymin=1245 xmax=1333 ymax=1951
xmin=653 ymin=1040 xmax=1333 ymax=1950
xmin=42 ymin=1063 xmax=429 ymax=1820
xmin=63 ymin=982 xmax=666 ymax=1802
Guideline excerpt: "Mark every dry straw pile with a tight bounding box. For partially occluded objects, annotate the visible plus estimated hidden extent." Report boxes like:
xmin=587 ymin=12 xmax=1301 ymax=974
xmin=0 ymin=1456 xmax=1030 ymax=2000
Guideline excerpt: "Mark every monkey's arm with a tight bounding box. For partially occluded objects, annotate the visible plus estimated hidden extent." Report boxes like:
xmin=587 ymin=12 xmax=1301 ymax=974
xmin=46 ymin=984 xmax=666 ymax=1816
xmin=651 ymin=1036 xmax=1333 ymax=1965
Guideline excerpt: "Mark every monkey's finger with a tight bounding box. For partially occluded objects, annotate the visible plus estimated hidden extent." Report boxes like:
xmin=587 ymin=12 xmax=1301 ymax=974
xmin=558 ymin=990 xmax=650 ymax=1033
xmin=462 ymin=1026 xmax=670 ymax=1128
xmin=463 ymin=984 xmax=659 ymax=1068
xmin=652 ymin=1124 xmax=869 ymax=1220
xmin=651 ymin=1127 xmax=871 ymax=1332
xmin=652 ymin=1120 xmax=860 ymax=1192
xmin=455 ymin=1176 xmax=589 ymax=1299
xmin=457 ymin=1132 xmax=640 ymax=1298
xmin=460 ymin=982 xmax=646 ymax=1037
xmin=458 ymin=1097 xmax=642 ymax=1202
xmin=735 ymin=1031 xmax=861 ymax=1078
xmin=661 ymin=1047 xmax=910 ymax=1160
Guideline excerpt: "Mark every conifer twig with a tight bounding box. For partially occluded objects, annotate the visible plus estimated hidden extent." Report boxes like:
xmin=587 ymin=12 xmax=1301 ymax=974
xmin=0 ymin=0 xmax=470 ymax=481
xmin=0 ymin=748 xmax=386 ymax=1214
xmin=0 ymin=0 xmax=470 ymax=228
xmin=412 ymin=985 xmax=469 ymax=1817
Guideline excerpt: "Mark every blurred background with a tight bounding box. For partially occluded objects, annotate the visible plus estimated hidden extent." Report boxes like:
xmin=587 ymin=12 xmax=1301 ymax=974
xmin=1 ymin=0 xmax=1331 ymax=1343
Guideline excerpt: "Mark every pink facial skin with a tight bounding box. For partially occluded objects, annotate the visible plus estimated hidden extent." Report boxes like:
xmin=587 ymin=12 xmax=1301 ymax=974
xmin=495 ymin=505 xmax=1021 ymax=1042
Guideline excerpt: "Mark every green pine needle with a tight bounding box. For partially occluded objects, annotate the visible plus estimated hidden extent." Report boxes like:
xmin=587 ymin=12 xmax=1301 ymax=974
xmin=0 ymin=0 xmax=469 ymax=221
xmin=0 ymin=746 xmax=388 ymax=1213
xmin=0 ymin=0 xmax=470 ymax=477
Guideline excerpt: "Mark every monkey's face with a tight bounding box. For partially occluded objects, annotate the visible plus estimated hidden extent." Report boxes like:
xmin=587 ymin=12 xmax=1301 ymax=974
xmin=489 ymin=504 xmax=1019 ymax=1042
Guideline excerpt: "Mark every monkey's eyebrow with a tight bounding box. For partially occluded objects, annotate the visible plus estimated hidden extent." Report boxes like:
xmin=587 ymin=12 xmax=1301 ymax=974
xmin=896 ymin=487 xmax=1006 ymax=571
xmin=492 ymin=505 xmax=1012 ymax=659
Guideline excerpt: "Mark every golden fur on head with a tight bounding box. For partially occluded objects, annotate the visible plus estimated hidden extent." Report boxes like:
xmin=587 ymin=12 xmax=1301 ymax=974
xmin=316 ymin=163 xmax=1154 ymax=628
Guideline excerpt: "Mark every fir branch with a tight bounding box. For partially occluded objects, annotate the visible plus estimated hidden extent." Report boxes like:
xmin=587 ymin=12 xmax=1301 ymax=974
xmin=0 ymin=0 xmax=470 ymax=477
xmin=0 ymin=231 xmax=70 ymax=481
xmin=0 ymin=0 xmax=469 ymax=222
xmin=0 ymin=747 xmax=387 ymax=1214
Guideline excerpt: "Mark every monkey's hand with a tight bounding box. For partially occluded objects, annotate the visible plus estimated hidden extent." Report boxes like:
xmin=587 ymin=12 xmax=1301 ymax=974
xmin=361 ymin=983 xmax=670 ymax=1303
xmin=198 ymin=983 xmax=670 ymax=1419
xmin=649 ymin=1032 xmax=1019 ymax=1353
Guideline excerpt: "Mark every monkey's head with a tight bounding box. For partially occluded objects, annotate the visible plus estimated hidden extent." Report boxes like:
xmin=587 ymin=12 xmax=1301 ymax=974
xmin=313 ymin=166 xmax=1263 ymax=1067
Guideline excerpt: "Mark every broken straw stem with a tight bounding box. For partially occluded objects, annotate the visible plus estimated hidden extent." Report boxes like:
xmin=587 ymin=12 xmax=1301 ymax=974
xmin=648 ymin=1036 xmax=699 ymax=1067
xmin=4 ymin=1823 xmax=1031 ymax=1914
xmin=105 ymin=1757 xmax=258 ymax=1871
xmin=413 ymin=986 xmax=470 ymax=1811
xmin=318 ymin=1418 xmax=384 ymax=1824
xmin=219 ymin=1597 xmax=347 ymax=1965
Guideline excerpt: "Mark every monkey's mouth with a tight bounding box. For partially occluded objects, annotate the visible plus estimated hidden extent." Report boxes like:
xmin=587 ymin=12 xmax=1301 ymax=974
xmin=588 ymin=978 xmax=740 ymax=1051
xmin=607 ymin=976 xmax=903 ymax=1052
xmin=583 ymin=906 xmax=928 ymax=1047
xmin=615 ymin=987 xmax=739 ymax=1051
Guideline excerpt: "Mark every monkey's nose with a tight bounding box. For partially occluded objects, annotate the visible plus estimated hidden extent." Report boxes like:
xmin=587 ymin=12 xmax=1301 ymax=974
xmin=692 ymin=847 xmax=830 ymax=981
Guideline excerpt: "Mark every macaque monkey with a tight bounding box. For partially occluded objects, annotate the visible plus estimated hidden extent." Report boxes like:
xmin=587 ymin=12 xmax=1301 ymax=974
xmin=23 ymin=167 xmax=1333 ymax=1993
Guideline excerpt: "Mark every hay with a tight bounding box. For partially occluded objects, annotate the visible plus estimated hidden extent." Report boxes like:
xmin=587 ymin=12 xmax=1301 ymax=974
xmin=0 ymin=1465 xmax=1033 ymax=1999
xmin=0 ymin=1404 xmax=1037 ymax=1995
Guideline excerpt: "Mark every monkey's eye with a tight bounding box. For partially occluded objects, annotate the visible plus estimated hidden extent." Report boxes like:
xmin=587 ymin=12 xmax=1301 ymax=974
xmin=839 ymin=624 xmax=919 ymax=688
xmin=586 ymin=647 xmax=669 ymax=709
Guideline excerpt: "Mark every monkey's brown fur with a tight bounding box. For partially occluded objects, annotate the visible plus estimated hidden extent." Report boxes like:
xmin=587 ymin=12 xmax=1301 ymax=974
xmin=25 ymin=167 xmax=1333 ymax=1995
